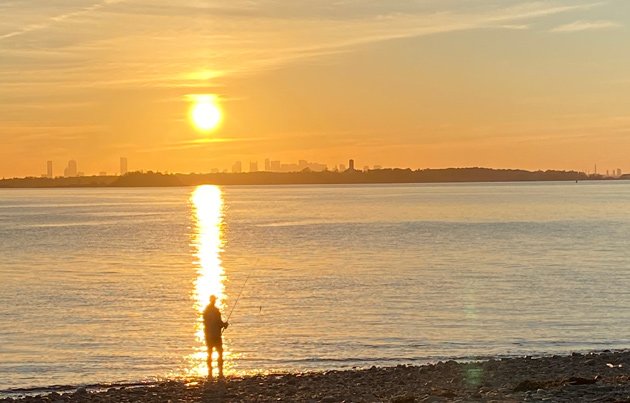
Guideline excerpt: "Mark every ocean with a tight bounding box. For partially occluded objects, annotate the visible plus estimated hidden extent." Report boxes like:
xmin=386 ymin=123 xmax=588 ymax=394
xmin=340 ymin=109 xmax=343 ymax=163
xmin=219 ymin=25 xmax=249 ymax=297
xmin=1 ymin=182 xmax=630 ymax=393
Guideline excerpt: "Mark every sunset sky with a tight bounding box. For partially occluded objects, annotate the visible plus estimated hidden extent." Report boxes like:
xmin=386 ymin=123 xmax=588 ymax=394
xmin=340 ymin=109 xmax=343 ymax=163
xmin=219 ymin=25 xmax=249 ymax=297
xmin=1 ymin=0 xmax=629 ymax=177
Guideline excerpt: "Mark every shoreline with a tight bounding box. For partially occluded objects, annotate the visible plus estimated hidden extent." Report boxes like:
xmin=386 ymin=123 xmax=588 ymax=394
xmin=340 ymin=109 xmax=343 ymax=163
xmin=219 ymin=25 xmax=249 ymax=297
xmin=3 ymin=350 xmax=630 ymax=402
xmin=0 ymin=167 xmax=607 ymax=189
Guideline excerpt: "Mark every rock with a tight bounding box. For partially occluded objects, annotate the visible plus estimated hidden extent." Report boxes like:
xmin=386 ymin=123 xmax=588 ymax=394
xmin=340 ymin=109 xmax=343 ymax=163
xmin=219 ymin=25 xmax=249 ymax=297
xmin=513 ymin=380 xmax=546 ymax=392
xmin=562 ymin=377 xmax=597 ymax=386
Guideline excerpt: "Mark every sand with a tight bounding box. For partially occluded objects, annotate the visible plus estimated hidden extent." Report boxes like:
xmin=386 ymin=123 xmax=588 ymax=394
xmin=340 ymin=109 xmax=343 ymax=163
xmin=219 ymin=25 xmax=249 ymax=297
xmin=3 ymin=350 xmax=630 ymax=402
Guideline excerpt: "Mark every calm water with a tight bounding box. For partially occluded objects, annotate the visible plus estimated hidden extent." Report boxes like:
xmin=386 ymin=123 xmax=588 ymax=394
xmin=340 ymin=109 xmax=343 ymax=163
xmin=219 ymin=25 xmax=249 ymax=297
xmin=1 ymin=182 xmax=630 ymax=392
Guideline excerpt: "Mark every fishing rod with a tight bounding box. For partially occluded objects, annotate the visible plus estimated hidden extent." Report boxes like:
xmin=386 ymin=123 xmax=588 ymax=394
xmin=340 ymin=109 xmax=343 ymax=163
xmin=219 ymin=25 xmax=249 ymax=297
xmin=222 ymin=259 xmax=259 ymax=333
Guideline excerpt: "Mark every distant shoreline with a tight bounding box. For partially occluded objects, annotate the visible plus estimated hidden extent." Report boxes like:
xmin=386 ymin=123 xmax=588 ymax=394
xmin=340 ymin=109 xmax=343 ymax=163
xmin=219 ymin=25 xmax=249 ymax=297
xmin=1 ymin=167 xmax=626 ymax=189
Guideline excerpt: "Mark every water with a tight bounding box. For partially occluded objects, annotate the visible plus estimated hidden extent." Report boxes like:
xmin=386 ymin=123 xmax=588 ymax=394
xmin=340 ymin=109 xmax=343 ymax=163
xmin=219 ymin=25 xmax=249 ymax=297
xmin=1 ymin=182 xmax=630 ymax=392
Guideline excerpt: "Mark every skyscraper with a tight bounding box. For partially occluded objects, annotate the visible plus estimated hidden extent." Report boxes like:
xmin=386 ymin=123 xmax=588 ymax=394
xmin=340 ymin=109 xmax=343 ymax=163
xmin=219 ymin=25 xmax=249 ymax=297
xmin=249 ymin=161 xmax=258 ymax=173
xmin=64 ymin=160 xmax=77 ymax=177
xmin=120 ymin=157 xmax=128 ymax=176
xmin=232 ymin=161 xmax=242 ymax=173
xmin=265 ymin=158 xmax=271 ymax=171
xmin=46 ymin=161 xmax=53 ymax=178
xmin=348 ymin=159 xmax=355 ymax=171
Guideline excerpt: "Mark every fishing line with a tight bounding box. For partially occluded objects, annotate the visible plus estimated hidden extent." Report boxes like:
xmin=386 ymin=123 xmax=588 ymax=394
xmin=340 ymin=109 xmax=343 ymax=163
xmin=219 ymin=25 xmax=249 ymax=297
xmin=223 ymin=258 xmax=259 ymax=333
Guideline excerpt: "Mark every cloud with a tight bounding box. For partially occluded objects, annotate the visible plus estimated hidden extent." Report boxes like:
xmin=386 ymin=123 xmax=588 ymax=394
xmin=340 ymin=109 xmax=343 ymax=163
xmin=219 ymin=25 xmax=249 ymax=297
xmin=550 ymin=20 xmax=622 ymax=33
xmin=0 ymin=0 xmax=124 ymax=41
xmin=497 ymin=24 xmax=530 ymax=30
xmin=0 ymin=1 xmax=610 ymax=95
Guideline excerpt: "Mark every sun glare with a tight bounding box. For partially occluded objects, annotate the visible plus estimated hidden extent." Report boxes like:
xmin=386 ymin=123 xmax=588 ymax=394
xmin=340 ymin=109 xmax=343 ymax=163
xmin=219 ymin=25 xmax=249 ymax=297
xmin=187 ymin=185 xmax=231 ymax=377
xmin=189 ymin=95 xmax=222 ymax=132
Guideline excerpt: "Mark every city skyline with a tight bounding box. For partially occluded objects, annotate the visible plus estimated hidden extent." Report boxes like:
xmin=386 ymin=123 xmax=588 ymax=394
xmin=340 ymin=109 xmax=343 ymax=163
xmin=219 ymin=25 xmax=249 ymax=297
xmin=34 ymin=157 xmax=347 ymax=177
xmin=2 ymin=1 xmax=630 ymax=177
xmin=28 ymin=156 xmax=625 ymax=179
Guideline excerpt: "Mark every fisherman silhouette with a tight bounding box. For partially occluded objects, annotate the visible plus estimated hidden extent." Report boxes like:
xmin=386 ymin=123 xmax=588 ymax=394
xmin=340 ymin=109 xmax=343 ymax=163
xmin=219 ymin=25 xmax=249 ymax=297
xmin=203 ymin=295 xmax=229 ymax=378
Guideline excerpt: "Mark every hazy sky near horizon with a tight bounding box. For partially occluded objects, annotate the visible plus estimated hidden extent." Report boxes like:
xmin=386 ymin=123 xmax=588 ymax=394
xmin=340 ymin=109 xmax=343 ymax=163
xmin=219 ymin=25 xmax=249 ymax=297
xmin=1 ymin=0 xmax=630 ymax=176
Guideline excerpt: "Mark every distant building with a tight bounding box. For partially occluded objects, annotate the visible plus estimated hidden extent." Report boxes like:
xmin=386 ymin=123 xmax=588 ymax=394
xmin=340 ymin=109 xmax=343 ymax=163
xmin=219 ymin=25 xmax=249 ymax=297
xmin=280 ymin=163 xmax=299 ymax=172
xmin=232 ymin=161 xmax=242 ymax=173
xmin=348 ymin=159 xmax=355 ymax=171
xmin=120 ymin=157 xmax=128 ymax=175
xmin=253 ymin=159 xmax=330 ymax=173
xmin=46 ymin=161 xmax=53 ymax=178
xmin=374 ymin=165 xmax=382 ymax=170
xmin=64 ymin=160 xmax=78 ymax=177
xmin=339 ymin=164 xmax=346 ymax=172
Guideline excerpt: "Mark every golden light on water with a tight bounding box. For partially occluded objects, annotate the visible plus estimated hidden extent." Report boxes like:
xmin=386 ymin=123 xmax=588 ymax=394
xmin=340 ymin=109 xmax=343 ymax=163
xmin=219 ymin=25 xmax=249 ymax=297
xmin=188 ymin=94 xmax=222 ymax=132
xmin=187 ymin=185 xmax=231 ymax=377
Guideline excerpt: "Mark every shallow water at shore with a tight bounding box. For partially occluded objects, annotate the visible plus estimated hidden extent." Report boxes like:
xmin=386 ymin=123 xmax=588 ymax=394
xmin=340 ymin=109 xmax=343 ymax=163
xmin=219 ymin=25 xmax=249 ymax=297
xmin=1 ymin=182 xmax=630 ymax=390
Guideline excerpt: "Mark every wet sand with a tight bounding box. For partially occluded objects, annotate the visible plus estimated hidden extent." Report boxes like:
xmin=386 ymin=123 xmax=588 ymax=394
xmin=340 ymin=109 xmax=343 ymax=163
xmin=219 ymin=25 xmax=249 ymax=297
xmin=3 ymin=350 xmax=630 ymax=402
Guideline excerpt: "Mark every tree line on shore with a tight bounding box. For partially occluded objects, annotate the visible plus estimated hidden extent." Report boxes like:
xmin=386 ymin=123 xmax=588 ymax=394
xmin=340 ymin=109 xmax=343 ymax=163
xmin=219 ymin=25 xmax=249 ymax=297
xmin=0 ymin=167 xmax=607 ymax=188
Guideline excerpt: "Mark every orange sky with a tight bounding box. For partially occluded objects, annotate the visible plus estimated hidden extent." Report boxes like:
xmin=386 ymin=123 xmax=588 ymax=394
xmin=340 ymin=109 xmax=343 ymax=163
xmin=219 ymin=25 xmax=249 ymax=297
xmin=1 ymin=1 xmax=630 ymax=177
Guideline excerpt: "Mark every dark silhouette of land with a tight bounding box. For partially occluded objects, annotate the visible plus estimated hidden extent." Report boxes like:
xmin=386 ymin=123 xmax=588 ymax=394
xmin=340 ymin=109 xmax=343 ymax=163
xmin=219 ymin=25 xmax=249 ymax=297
xmin=0 ymin=167 xmax=616 ymax=188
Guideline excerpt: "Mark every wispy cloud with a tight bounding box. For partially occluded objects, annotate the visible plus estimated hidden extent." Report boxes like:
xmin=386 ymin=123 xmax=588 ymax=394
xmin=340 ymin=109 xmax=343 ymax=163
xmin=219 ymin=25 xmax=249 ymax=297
xmin=550 ymin=20 xmax=622 ymax=33
xmin=138 ymin=136 xmax=263 ymax=153
xmin=497 ymin=24 xmax=530 ymax=30
xmin=0 ymin=1 xmax=610 ymax=94
xmin=0 ymin=0 xmax=123 ymax=41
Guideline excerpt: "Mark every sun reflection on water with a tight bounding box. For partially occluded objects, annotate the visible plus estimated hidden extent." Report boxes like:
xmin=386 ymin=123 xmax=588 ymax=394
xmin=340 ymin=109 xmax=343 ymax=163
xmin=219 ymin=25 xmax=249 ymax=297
xmin=185 ymin=185 xmax=235 ymax=377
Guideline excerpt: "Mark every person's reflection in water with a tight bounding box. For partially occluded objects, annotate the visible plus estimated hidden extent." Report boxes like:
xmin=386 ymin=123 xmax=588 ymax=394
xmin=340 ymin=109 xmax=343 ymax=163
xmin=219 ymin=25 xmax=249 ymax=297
xmin=203 ymin=295 xmax=229 ymax=379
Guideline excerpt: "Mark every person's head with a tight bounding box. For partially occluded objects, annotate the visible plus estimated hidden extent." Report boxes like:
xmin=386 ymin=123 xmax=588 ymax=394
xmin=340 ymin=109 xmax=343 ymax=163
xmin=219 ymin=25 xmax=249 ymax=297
xmin=209 ymin=295 xmax=217 ymax=306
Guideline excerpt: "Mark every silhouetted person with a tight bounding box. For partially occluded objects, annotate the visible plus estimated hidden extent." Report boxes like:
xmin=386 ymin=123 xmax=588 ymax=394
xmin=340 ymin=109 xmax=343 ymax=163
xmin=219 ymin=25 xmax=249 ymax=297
xmin=203 ymin=295 xmax=228 ymax=378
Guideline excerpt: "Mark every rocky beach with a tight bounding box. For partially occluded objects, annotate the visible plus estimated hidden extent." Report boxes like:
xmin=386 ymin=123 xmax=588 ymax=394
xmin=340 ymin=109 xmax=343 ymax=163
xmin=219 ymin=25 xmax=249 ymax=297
xmin=3 ymin=351 xmax=630 ymax=402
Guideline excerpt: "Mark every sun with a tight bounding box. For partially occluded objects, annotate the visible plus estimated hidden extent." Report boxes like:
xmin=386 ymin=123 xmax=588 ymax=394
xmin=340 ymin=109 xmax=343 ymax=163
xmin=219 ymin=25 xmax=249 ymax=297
xmin=189 ymin=95 xmax=222 ymax=132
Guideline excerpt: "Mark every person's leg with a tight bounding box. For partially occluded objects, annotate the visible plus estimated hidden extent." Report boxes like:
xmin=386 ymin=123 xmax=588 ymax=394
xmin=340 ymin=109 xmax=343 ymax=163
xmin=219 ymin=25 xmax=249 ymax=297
xmin=217 ymin=345 xmax=224 ymax=378
xmin=207 ymin=345 xmax=214 ymax=379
